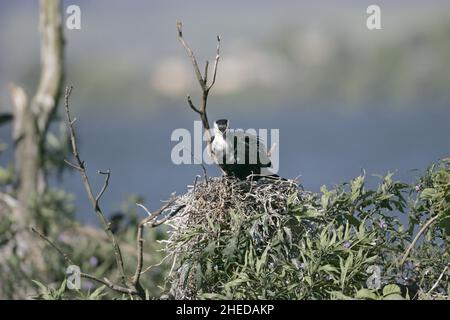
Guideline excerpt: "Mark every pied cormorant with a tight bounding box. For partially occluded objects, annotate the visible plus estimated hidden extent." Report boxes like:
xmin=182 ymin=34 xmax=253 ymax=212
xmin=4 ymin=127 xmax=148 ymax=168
xmin=211 ymin=119 xmax=274 ymax=179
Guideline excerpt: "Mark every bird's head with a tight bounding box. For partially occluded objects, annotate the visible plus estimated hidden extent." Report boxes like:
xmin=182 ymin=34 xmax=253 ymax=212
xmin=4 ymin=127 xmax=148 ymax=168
xmin=214 ymin=119 xmax=229 ymax=136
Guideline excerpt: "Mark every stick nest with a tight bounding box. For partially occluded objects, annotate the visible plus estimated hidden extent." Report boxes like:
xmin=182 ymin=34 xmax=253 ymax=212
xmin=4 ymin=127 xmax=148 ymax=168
xmin=160 ymin=175 xmax=314 ymax=299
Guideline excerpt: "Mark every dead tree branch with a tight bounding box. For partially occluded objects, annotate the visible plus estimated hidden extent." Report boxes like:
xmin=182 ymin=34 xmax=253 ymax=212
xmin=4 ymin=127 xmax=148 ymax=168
xmin=63 ymin=86 xmax=128 ymax=288
xmin=60 ymin=86 xmax=184 ymax=299
xmin=176 ymin=22 xmax=221 ymax=157
xmin=95 ymin=170 xmax=111 ymax=204
xmin=133 ymin=201 xmax=185 ymax=286
xmin=31 ymin=227 xmax=73 ymax=266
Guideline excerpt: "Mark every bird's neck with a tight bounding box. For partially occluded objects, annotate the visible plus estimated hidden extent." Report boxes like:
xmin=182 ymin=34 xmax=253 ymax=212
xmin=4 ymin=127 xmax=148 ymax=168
xmin=214 ymin=131 xmax=227 ymax=143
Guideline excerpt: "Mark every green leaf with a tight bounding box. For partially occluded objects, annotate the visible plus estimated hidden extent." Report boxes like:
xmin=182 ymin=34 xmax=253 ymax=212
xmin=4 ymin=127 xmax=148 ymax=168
xmin=319 ymin=264 xmax=339 ymax=273
xmin=256 ymin=244 xmax=270 ymax=275
xmin=420 ymin=188 xmax=436 ymax=200
xmin=383 ymin=293 xmax=404 ymax=300
xmin=224 ymin=276 xmax=249 ymax=290
xmin=382 ymin=284 xmax=401 ymax=296
xmin=356 ymin=288 xmax=379 ymax=300
xmin=32 ymin=280 xmax=49 ymax=293
xmin=340 ymin=252 xmax=353 ymax=289
xmin=57 ymin=279 xmax=67 ymax=297
xmin=331 ymin=291 xmax=354 ymax=300
xmin=438 ymin=217 xmax=450 ymax=236
xmin=350 ymin=174 xmax=365 ymax=201
xmin=89 ymin=285 xmax=106 ymax=300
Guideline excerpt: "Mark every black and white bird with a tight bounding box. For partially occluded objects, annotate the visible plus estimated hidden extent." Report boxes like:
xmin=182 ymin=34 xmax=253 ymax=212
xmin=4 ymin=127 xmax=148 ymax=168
xmin=211 ymin=119 xmax=274 ymax=179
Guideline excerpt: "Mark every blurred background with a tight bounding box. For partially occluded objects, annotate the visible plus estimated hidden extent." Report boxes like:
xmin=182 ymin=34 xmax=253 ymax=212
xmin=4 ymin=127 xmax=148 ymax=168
xmin=1 ymin=0 xmax=449 ymax=224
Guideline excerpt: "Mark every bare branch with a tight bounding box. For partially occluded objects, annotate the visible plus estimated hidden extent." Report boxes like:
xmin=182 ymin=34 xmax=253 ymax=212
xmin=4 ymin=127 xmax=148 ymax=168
xmin=204 ymin=60 xmax=209 ymax=84
xmin=207 ymin=35 xmax=221 ymax=91
xmin=177 ymin=22 xmax=224 ymax=175
xmin=64 ymin=86 xmax=128 ymax=287
xmin=147 ymin=205 xmax=185 ymax=228
xmin=63 ymin=159 xmax=82 ymax=171
xmin=95 ymin=170 xmax=111 ymax=204
xmin=80 ymin=273 xmax=137 ymax=296
xmin=187 ymin=95 xmax=201 ymax=114
xmin=193 ymin=175 xmax=201 ymax=192
xmin=140 ymin=253 xmax=173 ymax=276
xmin=200 ymin=163 xmax=209 ymax=184
xmin=400 ymin=214 xmax=440 ymax=266
xmin=176 ymin=21 xmax=205 ymax=89
xmin=133 ymin=199 xmax=180 ymax=286
xmin=136 ymin=203 xmax=152 ymax=216
xmin=31 ymin=226 xmax=73 ymax=266
xmin=427 ymin=265 xmax=449 ymax=295
xmin=32 ymin=0 xmax=64 ymax=134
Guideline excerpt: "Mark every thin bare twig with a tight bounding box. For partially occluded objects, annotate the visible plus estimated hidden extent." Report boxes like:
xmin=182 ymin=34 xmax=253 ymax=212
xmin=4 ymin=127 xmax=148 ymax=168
xmin=207 ymin=36 xmax=221 ymax=91
xmin=204 ymin=60 xmax=209 ymax=86
xmin=148 ymin=205 xmax=185 ymax=228
xmin=176 ymin=22 xmax=220 ymax=146
xmin=63 ymin=159 xmax=83 ymax=171
xmin=427 ymin=265 xmax=449 ymax=295
xmin=200 ymin=162 xmax=209 ymax=184
xmin=64 ymin=86 xmax=127 ymax=287
xmin=177 ymin=22 xmax=225 ymax=176
xmin=95 ymin=170 xmax=111 ymax=204
xmin=176 ymin=22 xmax=205 ymax=90
xmin=80 ymin=273 xmax=137 ymax=296
xmin=193 ymin=175 xmax=201 ymax=192
xmin=400 ymin=214 xmax=440 ymax=266
xmin=140 ymin=253 xmax=173 ymax=276
xmin=132 ymin=200 xmax=184 ymax=286
xmin=31 ymin=227 xmax=73 ymax=266
xmin=187 ymin=95 xmax=201 ymax=114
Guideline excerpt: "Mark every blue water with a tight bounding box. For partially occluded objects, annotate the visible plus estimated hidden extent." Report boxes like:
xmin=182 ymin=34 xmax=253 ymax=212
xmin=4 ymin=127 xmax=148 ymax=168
xmin=1 ymin=105 xmax=449 ymax=225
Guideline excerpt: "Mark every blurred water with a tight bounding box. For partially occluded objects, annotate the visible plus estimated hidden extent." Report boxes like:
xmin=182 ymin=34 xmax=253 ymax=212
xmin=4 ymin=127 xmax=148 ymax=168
xmin=44 ymin=104 xmax=449 ymax=225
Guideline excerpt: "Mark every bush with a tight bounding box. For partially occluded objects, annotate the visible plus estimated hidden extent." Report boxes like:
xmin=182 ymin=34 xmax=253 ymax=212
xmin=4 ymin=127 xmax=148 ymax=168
xmin=164 ymin=159 xmax=450 ymax=300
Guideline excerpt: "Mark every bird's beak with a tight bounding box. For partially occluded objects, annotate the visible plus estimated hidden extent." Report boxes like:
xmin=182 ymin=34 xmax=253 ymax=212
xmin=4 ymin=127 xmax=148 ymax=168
xmin=218 ymin=124 xmax=227 ymax=133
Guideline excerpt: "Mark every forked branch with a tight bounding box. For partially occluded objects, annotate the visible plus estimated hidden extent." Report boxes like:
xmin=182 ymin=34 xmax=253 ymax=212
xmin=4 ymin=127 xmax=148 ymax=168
xmin=133 ymin=200 xmax=185 ymax=285
xmin=33 ymin=88 xmax=185 ymax=299
xmin=176 ymin=21 xmax=221 ymax=147
xmin=64 ymin=86 xmax=127 ymax=287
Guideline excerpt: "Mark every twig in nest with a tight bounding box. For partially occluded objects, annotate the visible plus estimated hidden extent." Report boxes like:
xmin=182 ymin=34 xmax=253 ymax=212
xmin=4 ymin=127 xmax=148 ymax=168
xmin=193 ymin=175 xmax=201 ymax=193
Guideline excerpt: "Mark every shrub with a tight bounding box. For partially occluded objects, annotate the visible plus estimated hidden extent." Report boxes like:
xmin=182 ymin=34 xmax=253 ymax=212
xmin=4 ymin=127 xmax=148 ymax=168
xmin=163 ymin=159 xmax=450 ymax=299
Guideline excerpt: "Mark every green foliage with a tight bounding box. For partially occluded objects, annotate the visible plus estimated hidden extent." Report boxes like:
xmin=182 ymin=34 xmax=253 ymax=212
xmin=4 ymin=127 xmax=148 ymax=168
xmin=32 ymin=279 xmax=108 ymax=300
xmin=2 ymin=151 xmax=448 ymax=299
xmin=30 ymin=194 xmax=169 ymax=300
xmin=166 ymin=159 xmax=450 ymax=300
